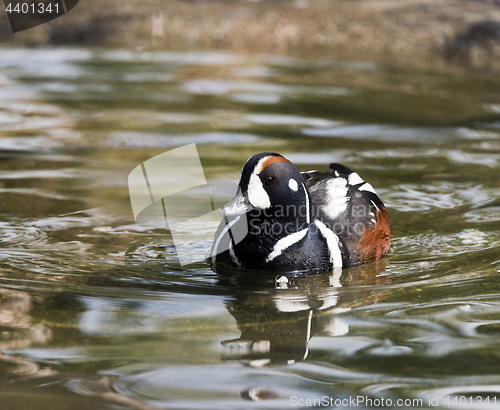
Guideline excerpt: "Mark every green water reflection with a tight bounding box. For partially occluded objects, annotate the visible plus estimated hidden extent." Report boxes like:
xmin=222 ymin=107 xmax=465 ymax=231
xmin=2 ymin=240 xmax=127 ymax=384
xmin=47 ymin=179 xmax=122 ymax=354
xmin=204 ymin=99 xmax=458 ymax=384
xmin=0 ymin=48 xmax=499 ymax=409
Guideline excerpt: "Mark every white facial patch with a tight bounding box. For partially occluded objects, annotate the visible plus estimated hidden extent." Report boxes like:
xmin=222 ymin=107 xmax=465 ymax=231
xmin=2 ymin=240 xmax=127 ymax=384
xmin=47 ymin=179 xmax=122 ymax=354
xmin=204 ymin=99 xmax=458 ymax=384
xmin=323 ymin=177 xmax=349 ymax=220
xmin=248 ymin=172 xmax=271 ymax=209
xmin=348 ymin=172 xmax=364 ymax=186
xmin=288 ymin=178 xmax=298 ymax=191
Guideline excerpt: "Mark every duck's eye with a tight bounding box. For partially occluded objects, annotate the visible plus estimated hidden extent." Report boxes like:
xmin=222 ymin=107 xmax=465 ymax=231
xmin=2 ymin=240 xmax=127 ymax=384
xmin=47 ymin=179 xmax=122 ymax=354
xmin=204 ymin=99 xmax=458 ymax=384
xmin=265 ymin=176 xmax=275 ymax=186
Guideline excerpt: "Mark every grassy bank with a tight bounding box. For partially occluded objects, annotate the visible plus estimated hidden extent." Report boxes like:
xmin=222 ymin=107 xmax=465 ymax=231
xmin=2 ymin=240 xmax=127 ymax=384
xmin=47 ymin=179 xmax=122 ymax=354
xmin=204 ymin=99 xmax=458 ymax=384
xmin=2 ymin=0 xmax=500 ymax=69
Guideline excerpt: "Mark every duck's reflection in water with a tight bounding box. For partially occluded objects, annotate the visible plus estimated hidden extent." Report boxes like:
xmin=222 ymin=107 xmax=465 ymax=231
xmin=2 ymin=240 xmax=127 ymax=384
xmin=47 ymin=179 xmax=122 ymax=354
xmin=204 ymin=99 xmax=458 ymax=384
xmin=0 ymin=259 xmax=389 ymax=408
xmin=221 ymin=259 xmax=390 ymax=369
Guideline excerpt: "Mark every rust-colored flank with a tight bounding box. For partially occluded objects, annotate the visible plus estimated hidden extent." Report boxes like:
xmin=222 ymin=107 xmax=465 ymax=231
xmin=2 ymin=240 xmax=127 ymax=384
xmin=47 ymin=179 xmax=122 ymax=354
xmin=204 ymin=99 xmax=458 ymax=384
xmin=357 ymin=206 xmax=391 ymax=263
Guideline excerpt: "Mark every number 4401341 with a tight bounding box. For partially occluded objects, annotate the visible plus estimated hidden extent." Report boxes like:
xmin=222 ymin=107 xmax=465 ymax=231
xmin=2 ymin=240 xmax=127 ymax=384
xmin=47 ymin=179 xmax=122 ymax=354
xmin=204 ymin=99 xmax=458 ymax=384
xmin=5 ymin=3 xmax=60 ymax=13
xmin=444 ymin=395 xmax=497 ymax=406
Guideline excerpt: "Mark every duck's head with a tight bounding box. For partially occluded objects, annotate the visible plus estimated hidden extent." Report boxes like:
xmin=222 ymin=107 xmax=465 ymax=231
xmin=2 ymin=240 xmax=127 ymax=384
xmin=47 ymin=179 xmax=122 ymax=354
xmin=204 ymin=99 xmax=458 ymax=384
xmin=222 ymin=153 xmax=312 ymax=224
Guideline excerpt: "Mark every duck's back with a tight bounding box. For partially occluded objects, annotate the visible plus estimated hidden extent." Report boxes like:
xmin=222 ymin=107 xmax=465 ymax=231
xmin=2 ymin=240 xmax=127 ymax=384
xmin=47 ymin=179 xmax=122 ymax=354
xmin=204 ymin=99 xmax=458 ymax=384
xmin=303 ymin=163 xmax=391 ymax=267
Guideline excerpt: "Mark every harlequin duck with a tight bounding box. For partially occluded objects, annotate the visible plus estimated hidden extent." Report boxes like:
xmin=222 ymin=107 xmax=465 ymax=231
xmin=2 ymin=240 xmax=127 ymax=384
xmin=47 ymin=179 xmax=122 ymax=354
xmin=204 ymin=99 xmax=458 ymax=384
xmin=210 ymin=153 xmax=390 ymax=273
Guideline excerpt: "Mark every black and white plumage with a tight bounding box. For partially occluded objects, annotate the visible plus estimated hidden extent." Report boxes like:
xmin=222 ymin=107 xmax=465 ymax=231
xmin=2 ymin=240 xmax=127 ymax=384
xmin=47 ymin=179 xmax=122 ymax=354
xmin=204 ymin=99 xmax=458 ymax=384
xmin=210 ymin=153 xmax=390 ymax=274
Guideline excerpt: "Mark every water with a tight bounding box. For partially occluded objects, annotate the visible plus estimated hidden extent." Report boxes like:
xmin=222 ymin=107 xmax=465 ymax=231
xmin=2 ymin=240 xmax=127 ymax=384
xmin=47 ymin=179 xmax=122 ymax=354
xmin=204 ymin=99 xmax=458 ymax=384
xmin=0 ymin=47 xmax=499 ymax=410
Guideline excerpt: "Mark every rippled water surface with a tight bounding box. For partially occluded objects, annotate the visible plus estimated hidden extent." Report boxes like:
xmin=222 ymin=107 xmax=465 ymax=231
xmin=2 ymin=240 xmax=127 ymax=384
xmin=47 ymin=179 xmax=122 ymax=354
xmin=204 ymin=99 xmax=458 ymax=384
xmin=0 ymin=47 xmax=500 ymax=410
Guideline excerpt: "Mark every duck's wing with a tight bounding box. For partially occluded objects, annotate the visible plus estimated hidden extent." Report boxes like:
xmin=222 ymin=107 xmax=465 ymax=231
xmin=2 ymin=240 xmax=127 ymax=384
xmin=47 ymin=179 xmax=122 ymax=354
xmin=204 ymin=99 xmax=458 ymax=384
xmin=303 ymin=163 xmax=391 ymax=267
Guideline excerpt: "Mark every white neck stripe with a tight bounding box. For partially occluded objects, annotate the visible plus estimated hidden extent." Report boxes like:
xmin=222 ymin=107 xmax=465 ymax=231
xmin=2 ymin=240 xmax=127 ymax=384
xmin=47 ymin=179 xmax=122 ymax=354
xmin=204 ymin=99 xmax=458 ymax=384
xmin=314 ymin=219 xmax=343 ymax=268
xmin=211 ymin=215 xmax=241 ymax=260
xmin=266 ymin=228 xmax=308 ymax=263
xmin=302 ymin=183 xmax=310 ymax=224
xmin=228 ymin=241 xmax=242 ymax=267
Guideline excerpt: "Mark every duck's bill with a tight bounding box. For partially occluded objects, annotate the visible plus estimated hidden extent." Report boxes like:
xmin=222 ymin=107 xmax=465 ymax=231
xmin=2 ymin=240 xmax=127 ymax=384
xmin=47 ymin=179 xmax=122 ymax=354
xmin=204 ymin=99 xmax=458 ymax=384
xmin=221 ymin=189 xmax=253 ymax=216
